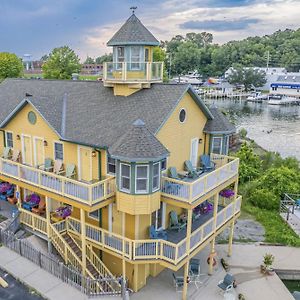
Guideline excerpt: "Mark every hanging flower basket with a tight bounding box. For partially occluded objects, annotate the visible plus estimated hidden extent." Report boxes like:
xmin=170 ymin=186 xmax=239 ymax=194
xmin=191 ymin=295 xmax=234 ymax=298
xmin=219 ymin=189 xmax=235 ymax=198
xmin=0 ymin=182 xmax=13 ymax=194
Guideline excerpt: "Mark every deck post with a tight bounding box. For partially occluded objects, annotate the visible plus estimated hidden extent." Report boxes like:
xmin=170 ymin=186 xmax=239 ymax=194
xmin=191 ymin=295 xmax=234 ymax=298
xmin=228 ymin=221 xmax=234 ymax=257
xmin=186 ymin=209 xmax=192 ymax=254
xmin=45 ymin=196 xmax=52 ymax=253
xmin=16 ymin=185 xmax=21 ymax=208
xmin=208 ymin=238 xmax=216 ymax=275
xmin=182 ymin=260 xmax=190 ymax=300
xmin=80 ymin=208 xmax=87 ymax=275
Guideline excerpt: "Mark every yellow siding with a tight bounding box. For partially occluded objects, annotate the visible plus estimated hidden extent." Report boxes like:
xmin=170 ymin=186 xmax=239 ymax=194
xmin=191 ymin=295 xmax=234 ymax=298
xmin=156 ymin=92 xmax=207 ymax=170
xmin=116 ymin=191 xmax=160 ymax=215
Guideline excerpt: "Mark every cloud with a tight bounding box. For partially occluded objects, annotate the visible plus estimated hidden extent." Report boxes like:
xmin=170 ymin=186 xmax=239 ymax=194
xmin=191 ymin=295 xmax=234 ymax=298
xmin=180 ymin=18 xmax=260 ymax=31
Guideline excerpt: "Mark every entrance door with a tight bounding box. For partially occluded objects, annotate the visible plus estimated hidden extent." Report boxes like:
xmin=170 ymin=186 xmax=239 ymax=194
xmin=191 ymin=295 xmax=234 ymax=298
xmin=79 ymin=147 xmax=92 ymax=182
xmin=190 ymin=138 xmax=199 ymax=167
xmin=33 ymin=137 xmax=44 ymax=167
xmin=21 ymin=135 xmax=32 ymax=165
xmin=151 ymin=202 xmax=165 ymax=230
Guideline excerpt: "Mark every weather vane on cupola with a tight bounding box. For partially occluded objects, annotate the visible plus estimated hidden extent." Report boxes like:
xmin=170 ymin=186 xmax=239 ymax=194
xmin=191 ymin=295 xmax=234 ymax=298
xmin=130 ymin=6 xmax=137 ymax=14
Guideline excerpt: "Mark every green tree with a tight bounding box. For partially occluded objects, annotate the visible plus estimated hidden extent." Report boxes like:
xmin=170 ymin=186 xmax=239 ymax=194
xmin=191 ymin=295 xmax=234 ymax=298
xmin=95 ymin=53 xmax=113 ymax=64
xmin=84 ymin=56 xmax=95 ymax=64
xmin=227 ymin=65 xmax=267 ymax=91
xmin=42 ymin=46 xmax=81 ymax=79
xmin=0 ymin=52 xmax=23 ymax=80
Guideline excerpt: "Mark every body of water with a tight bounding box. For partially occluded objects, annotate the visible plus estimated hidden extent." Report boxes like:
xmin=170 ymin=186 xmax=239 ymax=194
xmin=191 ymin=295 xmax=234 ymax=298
xmin=205 ymin=99 xmax=300 ymax=160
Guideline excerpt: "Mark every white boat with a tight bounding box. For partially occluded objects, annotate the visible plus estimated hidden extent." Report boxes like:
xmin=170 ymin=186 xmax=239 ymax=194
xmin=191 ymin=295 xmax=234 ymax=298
xmin=268 ymin=96 xmax=299 ymax=105
xmin=246 ymin=92 xmax=269 ymax=102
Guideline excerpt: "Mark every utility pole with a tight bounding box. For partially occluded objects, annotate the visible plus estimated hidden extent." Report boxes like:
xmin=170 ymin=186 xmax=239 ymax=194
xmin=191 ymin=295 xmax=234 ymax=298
xmin=266 ymin=50 xmax=270 ymax=70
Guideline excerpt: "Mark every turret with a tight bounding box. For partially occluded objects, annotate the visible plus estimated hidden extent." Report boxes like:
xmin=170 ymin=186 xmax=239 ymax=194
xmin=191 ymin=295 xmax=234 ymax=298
xmin=103 ymin=12 xmax=164 ymax=96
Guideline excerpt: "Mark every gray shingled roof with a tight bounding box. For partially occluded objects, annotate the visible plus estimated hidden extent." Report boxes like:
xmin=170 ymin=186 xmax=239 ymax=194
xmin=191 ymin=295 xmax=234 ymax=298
xmin=276 ymin=75 xmax=300 ymax=83
xmin=107 ymin=14 xmax=159 ymax=46
xmin=203 ymin=106 xmax=235 ymax=134
xmin=0 ymin=79 xmax=212 ymax=149
xmin=109 ymin=119 xmax=169 ymax=161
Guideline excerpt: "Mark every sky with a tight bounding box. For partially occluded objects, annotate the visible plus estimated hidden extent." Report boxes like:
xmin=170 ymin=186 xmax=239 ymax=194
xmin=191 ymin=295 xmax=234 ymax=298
xmin=1 ymin=0 xmax=300 ymax=61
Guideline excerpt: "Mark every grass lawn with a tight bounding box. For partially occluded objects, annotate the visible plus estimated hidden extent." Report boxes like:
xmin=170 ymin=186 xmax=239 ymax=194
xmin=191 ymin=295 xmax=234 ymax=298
xmin=242 ymin=203 xmax=300 ymax=247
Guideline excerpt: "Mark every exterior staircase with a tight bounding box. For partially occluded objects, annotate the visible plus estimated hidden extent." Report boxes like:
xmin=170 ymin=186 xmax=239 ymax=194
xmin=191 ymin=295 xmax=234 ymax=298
xmin=49 ymin=222 xmax=121 ymax=294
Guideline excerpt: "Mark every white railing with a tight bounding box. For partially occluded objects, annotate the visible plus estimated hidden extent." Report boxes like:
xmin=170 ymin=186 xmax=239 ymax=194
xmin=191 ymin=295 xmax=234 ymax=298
xmin=0 ymin=157 xmax=115 ymax=206
xmin=161 ymin=154 xmax=239 ymax=203
xmin=19 ymin=208 xmax=47 ymax=235
xmin=103 ymin=62 xmax=163 ymax=82
xmin=63 ymin=196 xmax=241 ymax=265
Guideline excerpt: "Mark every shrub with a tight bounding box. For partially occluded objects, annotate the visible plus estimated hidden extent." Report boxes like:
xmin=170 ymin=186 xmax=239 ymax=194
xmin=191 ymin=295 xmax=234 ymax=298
xmin=248 ymin=188 xmax=279 ymax=210
xmin=239 ymin=128 xmax=247 ymax=139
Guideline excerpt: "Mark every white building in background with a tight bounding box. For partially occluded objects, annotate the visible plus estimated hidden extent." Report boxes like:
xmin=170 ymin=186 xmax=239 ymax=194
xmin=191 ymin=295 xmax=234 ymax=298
xmin=224 ymin=67 xmax=288 ymax=91
xmin=270 ymin=74 xmax=300 ymax=98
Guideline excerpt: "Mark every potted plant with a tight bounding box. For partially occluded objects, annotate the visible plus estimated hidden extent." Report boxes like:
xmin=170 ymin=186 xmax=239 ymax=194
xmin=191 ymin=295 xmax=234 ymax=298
xmin=262 ymin=253 xmax=275 ymax=275
xmin=219 ymin=189 xmax=235 ymax=198
xmin=238 ymin=294 xmax=246 ymax=300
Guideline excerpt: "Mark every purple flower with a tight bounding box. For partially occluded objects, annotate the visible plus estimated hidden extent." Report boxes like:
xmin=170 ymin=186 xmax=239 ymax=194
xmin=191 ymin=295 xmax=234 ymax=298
xmin=219 ymin=189 xmax=235 ymax=198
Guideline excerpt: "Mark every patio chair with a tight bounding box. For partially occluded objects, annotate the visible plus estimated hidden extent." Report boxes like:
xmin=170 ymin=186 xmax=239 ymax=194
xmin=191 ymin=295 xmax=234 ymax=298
xmin=2 ymin=147 xmax=11 ymax=159
xmin=52 ymin=159 xmax=64 ymax=175
xmin=184 ymin=160 xmax=203 ymax=178
xmin=39 ymin=158 xmax=53 ymax=171
xmin=11 ymin=149 xmax=20 ymax=162
xmin=172 ymin=273 xmax=184 ymax=292
xmin=169 ymin=211 xmax=186 ymax=231
xmin=168 ymin=167 xmax=181 ymax=180
xmin=218 ymin=273 xmax=235 ymax=293
xmin=200 ymin=155 xmax=216 ymax=172
xmin=149 ymin=225 xmax=167 ymax=240
xmin=32 ymin=198 xmax=46 ymax=215
xmin=65 ymin=164 xmax=76 ymax=178
xmin=189 ymin=258 xmax=205 ymax=288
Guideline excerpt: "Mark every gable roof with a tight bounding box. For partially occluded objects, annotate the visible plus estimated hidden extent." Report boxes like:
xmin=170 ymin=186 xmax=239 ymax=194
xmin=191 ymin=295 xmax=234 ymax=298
xmin=109 ymin=119 xmax=169 ymax=162
xmin=203 ymin=105 xmax=235 ymax=134
xmin=107 ymin=14 xmax=159 ymax=46
xmin=0 ymin=79 xmax=213 ymax=149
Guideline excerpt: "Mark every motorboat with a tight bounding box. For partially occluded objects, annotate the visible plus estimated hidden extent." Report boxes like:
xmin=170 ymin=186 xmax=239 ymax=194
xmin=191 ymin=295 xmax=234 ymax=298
xmin=246 ymin=92 xmax=269 ymax=103
xmin=268 ymin=95 xmax=299 ymax=105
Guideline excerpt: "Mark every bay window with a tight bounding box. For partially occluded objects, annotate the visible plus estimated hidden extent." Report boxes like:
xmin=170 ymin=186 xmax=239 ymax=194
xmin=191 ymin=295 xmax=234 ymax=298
xmin=152 ymin=162 xmax=160 ymax=191
xmin=130 ymin=46 xmax=141 ymax=70
xmin=120 ymin=163 xmax=131 ymax=192
xmin=136 ymin=165 xmax=148 ymax=193
xmin=212 ymin=136 xmax=223 ymax=154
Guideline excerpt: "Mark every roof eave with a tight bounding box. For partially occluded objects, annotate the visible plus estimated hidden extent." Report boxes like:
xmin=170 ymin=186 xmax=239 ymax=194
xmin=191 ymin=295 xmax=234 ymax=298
xmin=107 ymin=41 xmax=159 ymax=47
xmin=110 ymin=153 xmax=169 ymax=162
xmin=203 ymin=129 xmax=236 ymax=134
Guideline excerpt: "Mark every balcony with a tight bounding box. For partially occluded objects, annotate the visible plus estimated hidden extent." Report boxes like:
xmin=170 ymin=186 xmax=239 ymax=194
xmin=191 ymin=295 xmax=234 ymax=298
xmin=161 ymin=154 xmax=239 ymax=204
xmin=0 ymin=157 xmax=115 ymax=206
xmin=103 ymin=62 xmax=164 ymax=84
xmin=63 ymin=196 xmax=242 ymax=265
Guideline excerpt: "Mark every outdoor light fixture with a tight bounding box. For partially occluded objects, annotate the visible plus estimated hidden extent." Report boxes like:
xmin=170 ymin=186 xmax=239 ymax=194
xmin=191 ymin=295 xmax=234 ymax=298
xmin=16 ymin=135 xmax=20 ymax=140
xmin=199 ymin=138 xmax=203 ymax=144
xmin=44 ymin=140 xmax=48 ymax=146
xmin=92 ymin=150 xmax=97 ymax=157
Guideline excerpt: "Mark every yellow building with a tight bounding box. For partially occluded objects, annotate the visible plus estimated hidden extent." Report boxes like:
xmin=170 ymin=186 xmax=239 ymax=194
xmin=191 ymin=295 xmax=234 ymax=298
xmin=0 ymin=12 xmax=240 ymax=300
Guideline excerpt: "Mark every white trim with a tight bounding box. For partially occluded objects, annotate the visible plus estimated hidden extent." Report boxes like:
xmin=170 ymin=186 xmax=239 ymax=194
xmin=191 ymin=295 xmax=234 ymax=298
xmin=33 ymin=136 xmax=45 ymax=167
xmin=108 ymin=203 xmax=113 ymax=232
xmin=212 ymin=136 xmax=223 ymax=155
xmin=5 ymin=130 xmax=13 ymax=148
xmin=190 ymin=137 xmax=199 ymax=167
xmin=162 ymin=202 xmax=166 ymax=229
xmin=135 ymin=215 xmax=140 ymax=239
xmin=77 ymin=145 xmax=93 ymax=182
xmin=119 ymin=163 xmax=131 ymax=193
xmin=135 ymin=164 xmax=149 ymax=194
xmin=21 ymin=134 xmax=32 ymax=165
xmin=154 ymin=202 xmax=166 ymax=231
xmin=179 ymin=108 xmax=187 ymax=123
xmin=53 ymin=140 xmax=64 ymax=161
xmin=152 ymin=162 xmax=160 ymax=192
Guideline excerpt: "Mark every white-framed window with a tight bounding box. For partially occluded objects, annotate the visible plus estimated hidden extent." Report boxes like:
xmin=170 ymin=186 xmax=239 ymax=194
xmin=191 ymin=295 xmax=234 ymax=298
xmin=152 ymin=162 xmax=160 ymax=191
xmin=224 ymin=136 xmax=230 ymax=155
xmin=117 ymin=46 xmax=125 ymax=69
xmin=88 ymin=209 xmax=100 ymax=221
xmin=54 ymin=142 xmax=64 ymax=160
xmin=120 ymin=163 xmax=131 ymax=192
xmin=135 ymin=164 xmax=149 ymax=193
xmin=5 ymin=131 xmax=13 ymax=148
xmin=212 ymin=136 xmax=223 ymax=154
xmin=130 ymin=46 xmax=141 ymax=70
xmin=107 ymin=156 xmax=116 ymax=175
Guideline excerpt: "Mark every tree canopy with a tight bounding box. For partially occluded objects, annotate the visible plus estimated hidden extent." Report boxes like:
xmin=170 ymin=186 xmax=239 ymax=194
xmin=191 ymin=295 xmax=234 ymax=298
xmin=95 ymin=53 xmax=113 ymax=64
xmin=227 ymin=65 xmax=267 ymax=91
xmin=42 ymin=46 xmax=81 ymax=79
xmin=161 ymin=28 xmax=300 ymax=77
xmin=0 ymin=52 xmax=23 ymax=80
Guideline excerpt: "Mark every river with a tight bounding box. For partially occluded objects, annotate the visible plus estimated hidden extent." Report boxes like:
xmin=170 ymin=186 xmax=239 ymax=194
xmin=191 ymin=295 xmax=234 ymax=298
xmin=205 ymin=99 xmax=300 ymax=160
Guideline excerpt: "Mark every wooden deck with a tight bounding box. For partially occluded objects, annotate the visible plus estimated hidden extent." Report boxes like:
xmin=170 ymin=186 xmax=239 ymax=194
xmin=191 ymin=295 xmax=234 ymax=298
xmin=280 ymin=206 xmax=300 ymax=236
